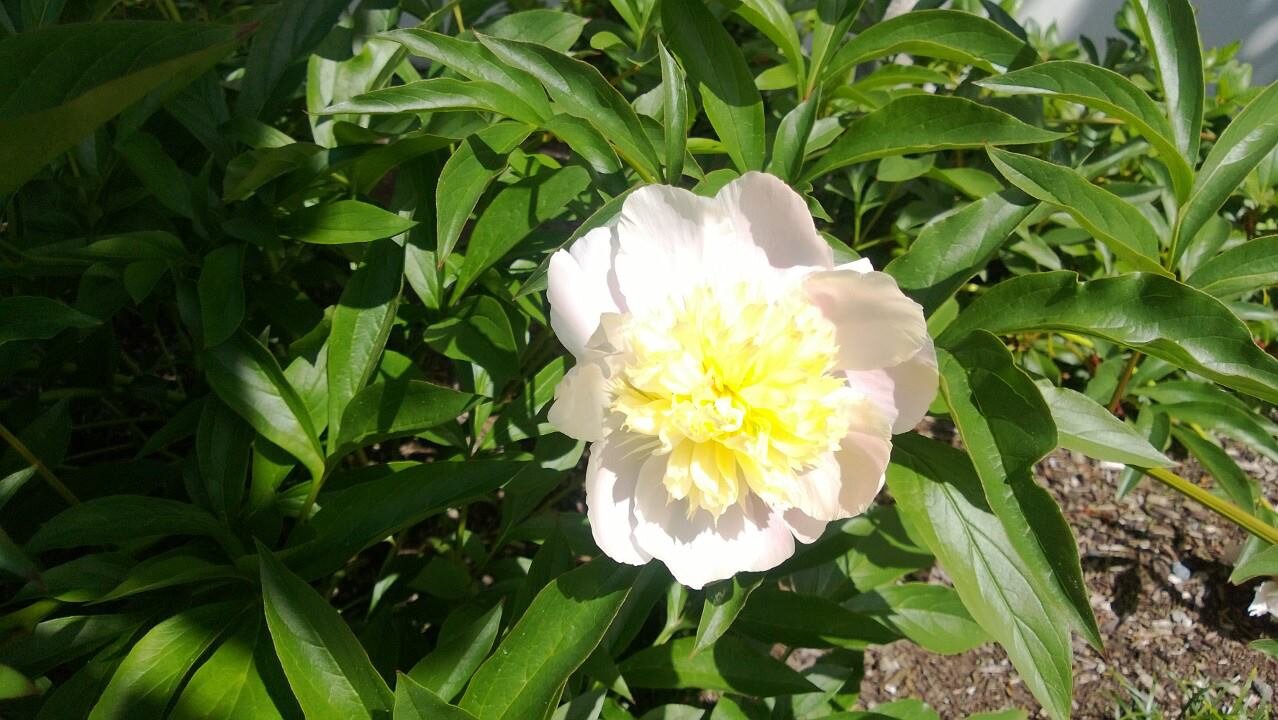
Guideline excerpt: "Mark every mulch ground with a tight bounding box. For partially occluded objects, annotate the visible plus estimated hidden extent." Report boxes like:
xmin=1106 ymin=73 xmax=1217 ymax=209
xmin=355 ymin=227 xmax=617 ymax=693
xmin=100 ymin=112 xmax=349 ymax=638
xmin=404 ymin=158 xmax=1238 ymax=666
xmin=855 ymin=441 xmax=1278 ymax=718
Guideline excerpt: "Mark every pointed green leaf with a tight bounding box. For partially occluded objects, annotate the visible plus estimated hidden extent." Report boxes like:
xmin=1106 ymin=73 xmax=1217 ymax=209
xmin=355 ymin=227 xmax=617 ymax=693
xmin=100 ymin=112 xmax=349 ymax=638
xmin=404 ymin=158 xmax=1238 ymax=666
xmin=171 ymin=613 xmax=299 ymax=720
xmin=1186 ymin=235 xmax=1278 ymax=298
xmin=282 ymin=200 xmax=417 ymax=245
xmin=620 ymin=636 xmax=817 ymax=696
xmin=435 ymin=121 xmax=535 ymax=262
xmin=323 ymin=77 xmax=543 ymax=125
xmin=0 ymin=296 xmax=99 ymax=346
xmin=1036 ymin=384 xmax=1173 ymax=467
xmin=692 ymin=573 xmax=763 ymax=655
xmin=1133 ymin=0 xmax=1204 ymax=162
xmin=26 ymin=497 xmax=222 ymax=552
xmin=657 ymin=40 xmax=689 ymax=183
xmin=395 ymin=673 xmax=478 ymax=720
xmin=844 ymin=583 xmax=989 ymax=655
xmin=408 ymin=603 xmax=503 ymax=702
xmin=332 ymin=380 xmax=476 ymax=462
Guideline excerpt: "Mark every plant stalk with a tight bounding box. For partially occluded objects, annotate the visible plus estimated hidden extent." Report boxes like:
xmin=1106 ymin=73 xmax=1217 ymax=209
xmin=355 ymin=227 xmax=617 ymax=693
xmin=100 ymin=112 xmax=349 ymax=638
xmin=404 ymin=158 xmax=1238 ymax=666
xmin=0 ymin=423 xmax=79 ymax=506
xmin=1144 ymin=467 xmax=1278 ymax=545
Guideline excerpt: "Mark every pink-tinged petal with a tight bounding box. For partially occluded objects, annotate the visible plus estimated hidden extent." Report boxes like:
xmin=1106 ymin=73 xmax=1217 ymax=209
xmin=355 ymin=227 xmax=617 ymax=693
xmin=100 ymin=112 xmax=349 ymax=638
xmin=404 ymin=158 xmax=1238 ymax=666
xmin=787 ymin=402 xmax=892 ymax=521
xmin=547 ymin=362 xmax=608 ymax=442
xmin=844 ymin=336 xmax=936 ymax=435
xmin=782 ymin=508 xmax=827 ymax=544
xmin=803 ymin=270 xmax=928 ymax=371
xmin=548 ymin=225 xmax=623 ymax=358
xmin=715 ymin=172 xmax=834 ymax=270
xmin=631 ymin=456 xmax=795 ymax=589
xmin=613 ymin=184 xmax=770 ymax=312
xmin=584 ymin=434 xmax=652 ymax=566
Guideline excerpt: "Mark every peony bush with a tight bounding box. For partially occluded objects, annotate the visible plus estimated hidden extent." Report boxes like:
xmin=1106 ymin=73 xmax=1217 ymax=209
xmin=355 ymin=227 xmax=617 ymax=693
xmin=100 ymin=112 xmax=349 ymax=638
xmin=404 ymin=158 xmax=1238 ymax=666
xmin=0 ymin=0 xmax=1275 ymax=718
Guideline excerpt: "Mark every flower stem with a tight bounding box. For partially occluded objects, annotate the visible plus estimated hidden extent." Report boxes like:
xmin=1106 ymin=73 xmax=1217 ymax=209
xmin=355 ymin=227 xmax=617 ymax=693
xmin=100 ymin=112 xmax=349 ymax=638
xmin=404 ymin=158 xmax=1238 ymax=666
xmin=0 ymin=423 xmax=79 ymax=506
xmin=1107 ymin=351 xmax=1142 ymax=414
xmin=1143 ymin=467 xmax=1278 ymax=545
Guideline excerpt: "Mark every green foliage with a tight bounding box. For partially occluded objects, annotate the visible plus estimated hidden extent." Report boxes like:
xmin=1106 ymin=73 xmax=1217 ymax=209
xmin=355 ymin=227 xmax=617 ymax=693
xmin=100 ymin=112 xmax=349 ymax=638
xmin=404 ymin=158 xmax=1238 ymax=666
xmin=1 ymin=1 xmax=1276 ymax=719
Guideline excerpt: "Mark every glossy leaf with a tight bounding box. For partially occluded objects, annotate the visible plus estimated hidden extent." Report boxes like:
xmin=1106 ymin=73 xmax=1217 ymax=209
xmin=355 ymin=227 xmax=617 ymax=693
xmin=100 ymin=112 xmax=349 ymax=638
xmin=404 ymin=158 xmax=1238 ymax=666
xmin=332 ymin=380 xmax=476 ymax=462
xmin=1177 ymin=82 xmax=1278 ymax=260
xmin=734 ymin=587 xmax=898 ymax=648
xmin=324 ymin=77 xmax=544 ymax=125
xmin=884 ymin=189 xmax=1037 ymax=316
xmin=204 ymin=331 xmax=325 ymax=487
xmin=939 ymin=271 xmax=1278 ymax=405
xmin=327 ymin=239 xmax=404 ymax=449
xmin=0 ymin=21 xmax=236 ymax=194
xmin=1172 ymin=426 xmax=1257 ymax=511
xmin=888 ymin=434 xmax=1073 ymax=720
xmin=282 ymin=200 xmax=417 ymax=245
xmin=767 ymin=91 xmax=818 ymax=183
xmin=460 ymin=559 xmax=637 ymax=720
xmin=1037 ymin=384 xmax=1173 ymax=467
xmin=26 ymin=496 xmax=223 ymax=552
xmin=658 ymin=40 xmax=689 ymax=183
xmin=408 ymin=602 xmax=503 ymax=702
xmin=170 ymin=613 xmax=298 ymax=720
xmin=259 ymin=544 xmax=394 ymax=720
xmin=844 ymin=583 xmax=989 ymax=655
xmin=731 ymin=0 xmax=805 ymax=92
xmin=620 ymin=636 xmax=817 ymax=696
xmin=1185 ymin=235 xmax=1278 ymax=298
xmin=0 ymin=296 xmax=99 ymax=346
xmin=977 ymin=61 xmax=1192 ymax=200
xmin=823 ymin=9 xmax=1032 ymax=81
xmin=692 ymin=573 xmax=763 ymax=655
xmin=937 ymin=331 xmax=1101 ymax=649
xmin=1133 ymin=0 xmax=1203 ymax=163
xmin=236 ymin=0 xmax=347 ymax=119
xmin=435 ymin=121 xmax=535 ymax=261
xmin=1231 ymin=544 xmax=1278 ymax=584
xmin=198 ymin=245 xmax=246 ymax=348
xmin=395 ymin=673 xmax=479 ymax=720
xmin=661 ymin=0 xmax=764 ymax=172
xmin=803 ymin=96 xmax=1062 ymax=181
xmin=987 ymin=148 xmax=1165 ymax=273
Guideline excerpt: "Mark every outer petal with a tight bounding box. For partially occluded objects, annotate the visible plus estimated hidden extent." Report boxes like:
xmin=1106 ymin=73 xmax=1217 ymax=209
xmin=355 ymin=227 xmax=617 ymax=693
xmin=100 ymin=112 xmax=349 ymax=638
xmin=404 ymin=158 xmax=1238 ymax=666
xmin=781 ymin=508 xmax=827 ymax=544
xmin=548 ymin=225 xmax=623 ymax=358
xmin=803 ymin=269 xmax=928 ymax=371
xmin=787 ymin=400 xmax=892 ymax=522
xmin=547 ymin=362 xmax=608 ymax=442
xmin=715 ymin=172 xmax=834 ymax=270
xmin=584 ymin=434 xmax=652 ymax=566
xmin=613 ymin=184 xmax=769 ymax=311
xmin=631 ymin=456 xmax=795 ymax=588
xmin=844 ymin=335 xmax=937 ymax=434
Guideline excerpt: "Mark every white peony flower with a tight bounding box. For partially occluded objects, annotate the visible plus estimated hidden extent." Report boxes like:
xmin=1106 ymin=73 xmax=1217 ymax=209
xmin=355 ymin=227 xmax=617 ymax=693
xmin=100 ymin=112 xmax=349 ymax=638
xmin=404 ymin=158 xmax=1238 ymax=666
xmin=1250 ymin=580 xmax=1278 ymax=618
xmin=545 ymin=172 xmax=938 ymax=589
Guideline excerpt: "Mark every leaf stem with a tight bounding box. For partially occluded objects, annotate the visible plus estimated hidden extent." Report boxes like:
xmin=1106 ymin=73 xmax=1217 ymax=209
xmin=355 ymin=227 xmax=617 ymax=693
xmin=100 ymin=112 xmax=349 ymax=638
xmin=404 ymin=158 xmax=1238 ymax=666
xmin=1143 ymin=467 xmax=1278 ymax=545
xmin=1107 ymin=351 xmax=1142 ymax=414
xmin=0 ymin=423 xmax=79 ymax=506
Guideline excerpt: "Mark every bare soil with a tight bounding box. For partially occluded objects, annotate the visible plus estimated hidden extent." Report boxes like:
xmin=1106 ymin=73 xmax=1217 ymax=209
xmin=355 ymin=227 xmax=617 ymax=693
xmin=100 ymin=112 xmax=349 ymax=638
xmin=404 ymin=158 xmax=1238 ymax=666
xmin=856 ymin=443 xmax=1278 ymax=718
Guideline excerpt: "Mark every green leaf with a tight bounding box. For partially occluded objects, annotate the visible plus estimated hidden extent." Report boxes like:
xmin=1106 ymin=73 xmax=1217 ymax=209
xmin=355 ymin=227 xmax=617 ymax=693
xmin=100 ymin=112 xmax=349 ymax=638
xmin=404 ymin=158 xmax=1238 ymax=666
xmin=0 ymin=613 xmax=138 ymax=677
xmin=986 ymin=148 xmax=1166 ymax=273
xmin=939 ymin=271 xmax=1278 ymax=405
xmin=384 ymin=29 xmax=552 ymax=120
xmin=237 ymin=0 xmax=347 ymax=119
xmin=97 ymin=550 xmax=243 ymax=603
xmin=460 ymin=559 xmax=637 ymax=720
xmin=661 ymin=0 xmax=764 ymax=172
xmin=204 ymin=331 xmax=325 ymax=488
xmin=324 ymin=77 xmax=544 ymax=125
xmin=26 ymin=496 xmax=223 ymax=552
xmin=0 ymin=663 xmax=38 ymax=700
xmin=803 ymin=96 xmax=1062 ymax=182
xmin=197 ymin=396 xmax=253 ymax=518
xmin=823 ymin=9 xmax=1032 ymax=82
xmin=282 ymin=200 xmax=417 ymax=245
xmin=844 ymin=583 xmax=989 ymax=655
xmin=116 ymin=131 xmax=195 ymax=218
xmin=423 ymin=295 xmax=521 ymax=384
xmin=259 ymin=544 xmax=394 ymax=720
xmin=198 ymin=245 xmax=247 ymax=348
xmin=333 ymin=380 xmax=476 ymax=462
xmin=766 ymin=91 xmax=818 ymax=183
xmin=171 ymin=612 xmax=298 ymax=720
xmin=453 ymin=165 xmax=591 ymax=299
xmin=729 ymin=0 xmax=805 ymax=95
xmin=1171 ymin=426 xmax=1257 ymax=511
xmin=408 ymin=603 xmax=503 ymax=702
xmin=1036 ymin=384 xmax=1173 ymax=467
xmin=977 ymin=61 xmax=1193 ymax=201
xmin=734 ymin=587 xmax=899 ymax=648
xmin=89 ymin=602 xmax=244 ymax=720
xmin=0 ymin=296 xmax=99 ymax=346
xmin=888 ymin=434 xmax=1072 ymax=720
xmin=1133 ymin=0 xmax=1204 ymax=163
xmin=0 ymin=21 xmax=236 ymax=195
xmin=806 ymin=0 xmax=864 ymax=95
xmin=885 ymin=189 xmax=1037 ymax=316
xmin=544 ymin=115 xmax=622 ymax=175
xmin=1185 ymin=235 xmax=1278 ymax=298
xmin=485 ymin=9 xmax=587 ymax=52
xmin=1231 ymin=544 xmax=1278 ymax=584
xmin=1176 ymin=82 xmax=1278 ymax=261
xmin=1251 ymin=639 xmax=1278 ymax=660
xmin=395 ymin=673 xmax=479 ymax=720
xmin=692 ymin=573 xmax=763 ymax=656
xmin=938 ymin=332 xmax=1101 ymax=651
xmin=657 ymin=40 xmax=689 ymax=183
xmin=435 ymin=121 xmax=536 ymax=262
xmin=284 ymin=461 xmax=523 ymax=579
xmin=1158 ymin=401 xmax=1278 ymax=463
xmin=475 ymin=34 xmax=660 ymax=182
xmin=620 ymin=636 xmax=817 ymax=696
xmin=327 ymin=239 xmax=404 ymax=449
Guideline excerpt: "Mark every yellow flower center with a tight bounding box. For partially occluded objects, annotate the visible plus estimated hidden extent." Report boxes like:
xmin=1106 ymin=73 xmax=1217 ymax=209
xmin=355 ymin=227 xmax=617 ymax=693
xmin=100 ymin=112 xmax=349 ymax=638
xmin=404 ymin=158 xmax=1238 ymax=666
xmin=611 ymin=282 xmax=852 ymax=518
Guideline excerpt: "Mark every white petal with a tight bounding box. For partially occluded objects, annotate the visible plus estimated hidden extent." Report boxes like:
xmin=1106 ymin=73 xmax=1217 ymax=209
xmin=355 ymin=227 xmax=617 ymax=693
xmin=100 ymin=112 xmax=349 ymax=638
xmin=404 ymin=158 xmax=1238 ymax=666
xmin=844 ymin=334 xmax=936 ymax=434
xmin=548 ymin=225 xmax=623 ymax=358
xmin=631 ymin=456 xmax=795 ymax=589
xmin=584 ymin=435 xmax=652 ymax=566
xmin=835 ymin=257 xmax=874 ymax=274
xmin=781 ymin=508 xmax=827 ymax=544
xmin=613 ymin=184 xmax=770 ymax=312
xmin=803 ymin=269 xmax=928 ymax=371
xmin=715 ymin=172 xmax=834 ymax=270
xmin=788 ymin=403 xmax=892 ymax=521
xmin=547 ymin=362 xmax=608 ymax=442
